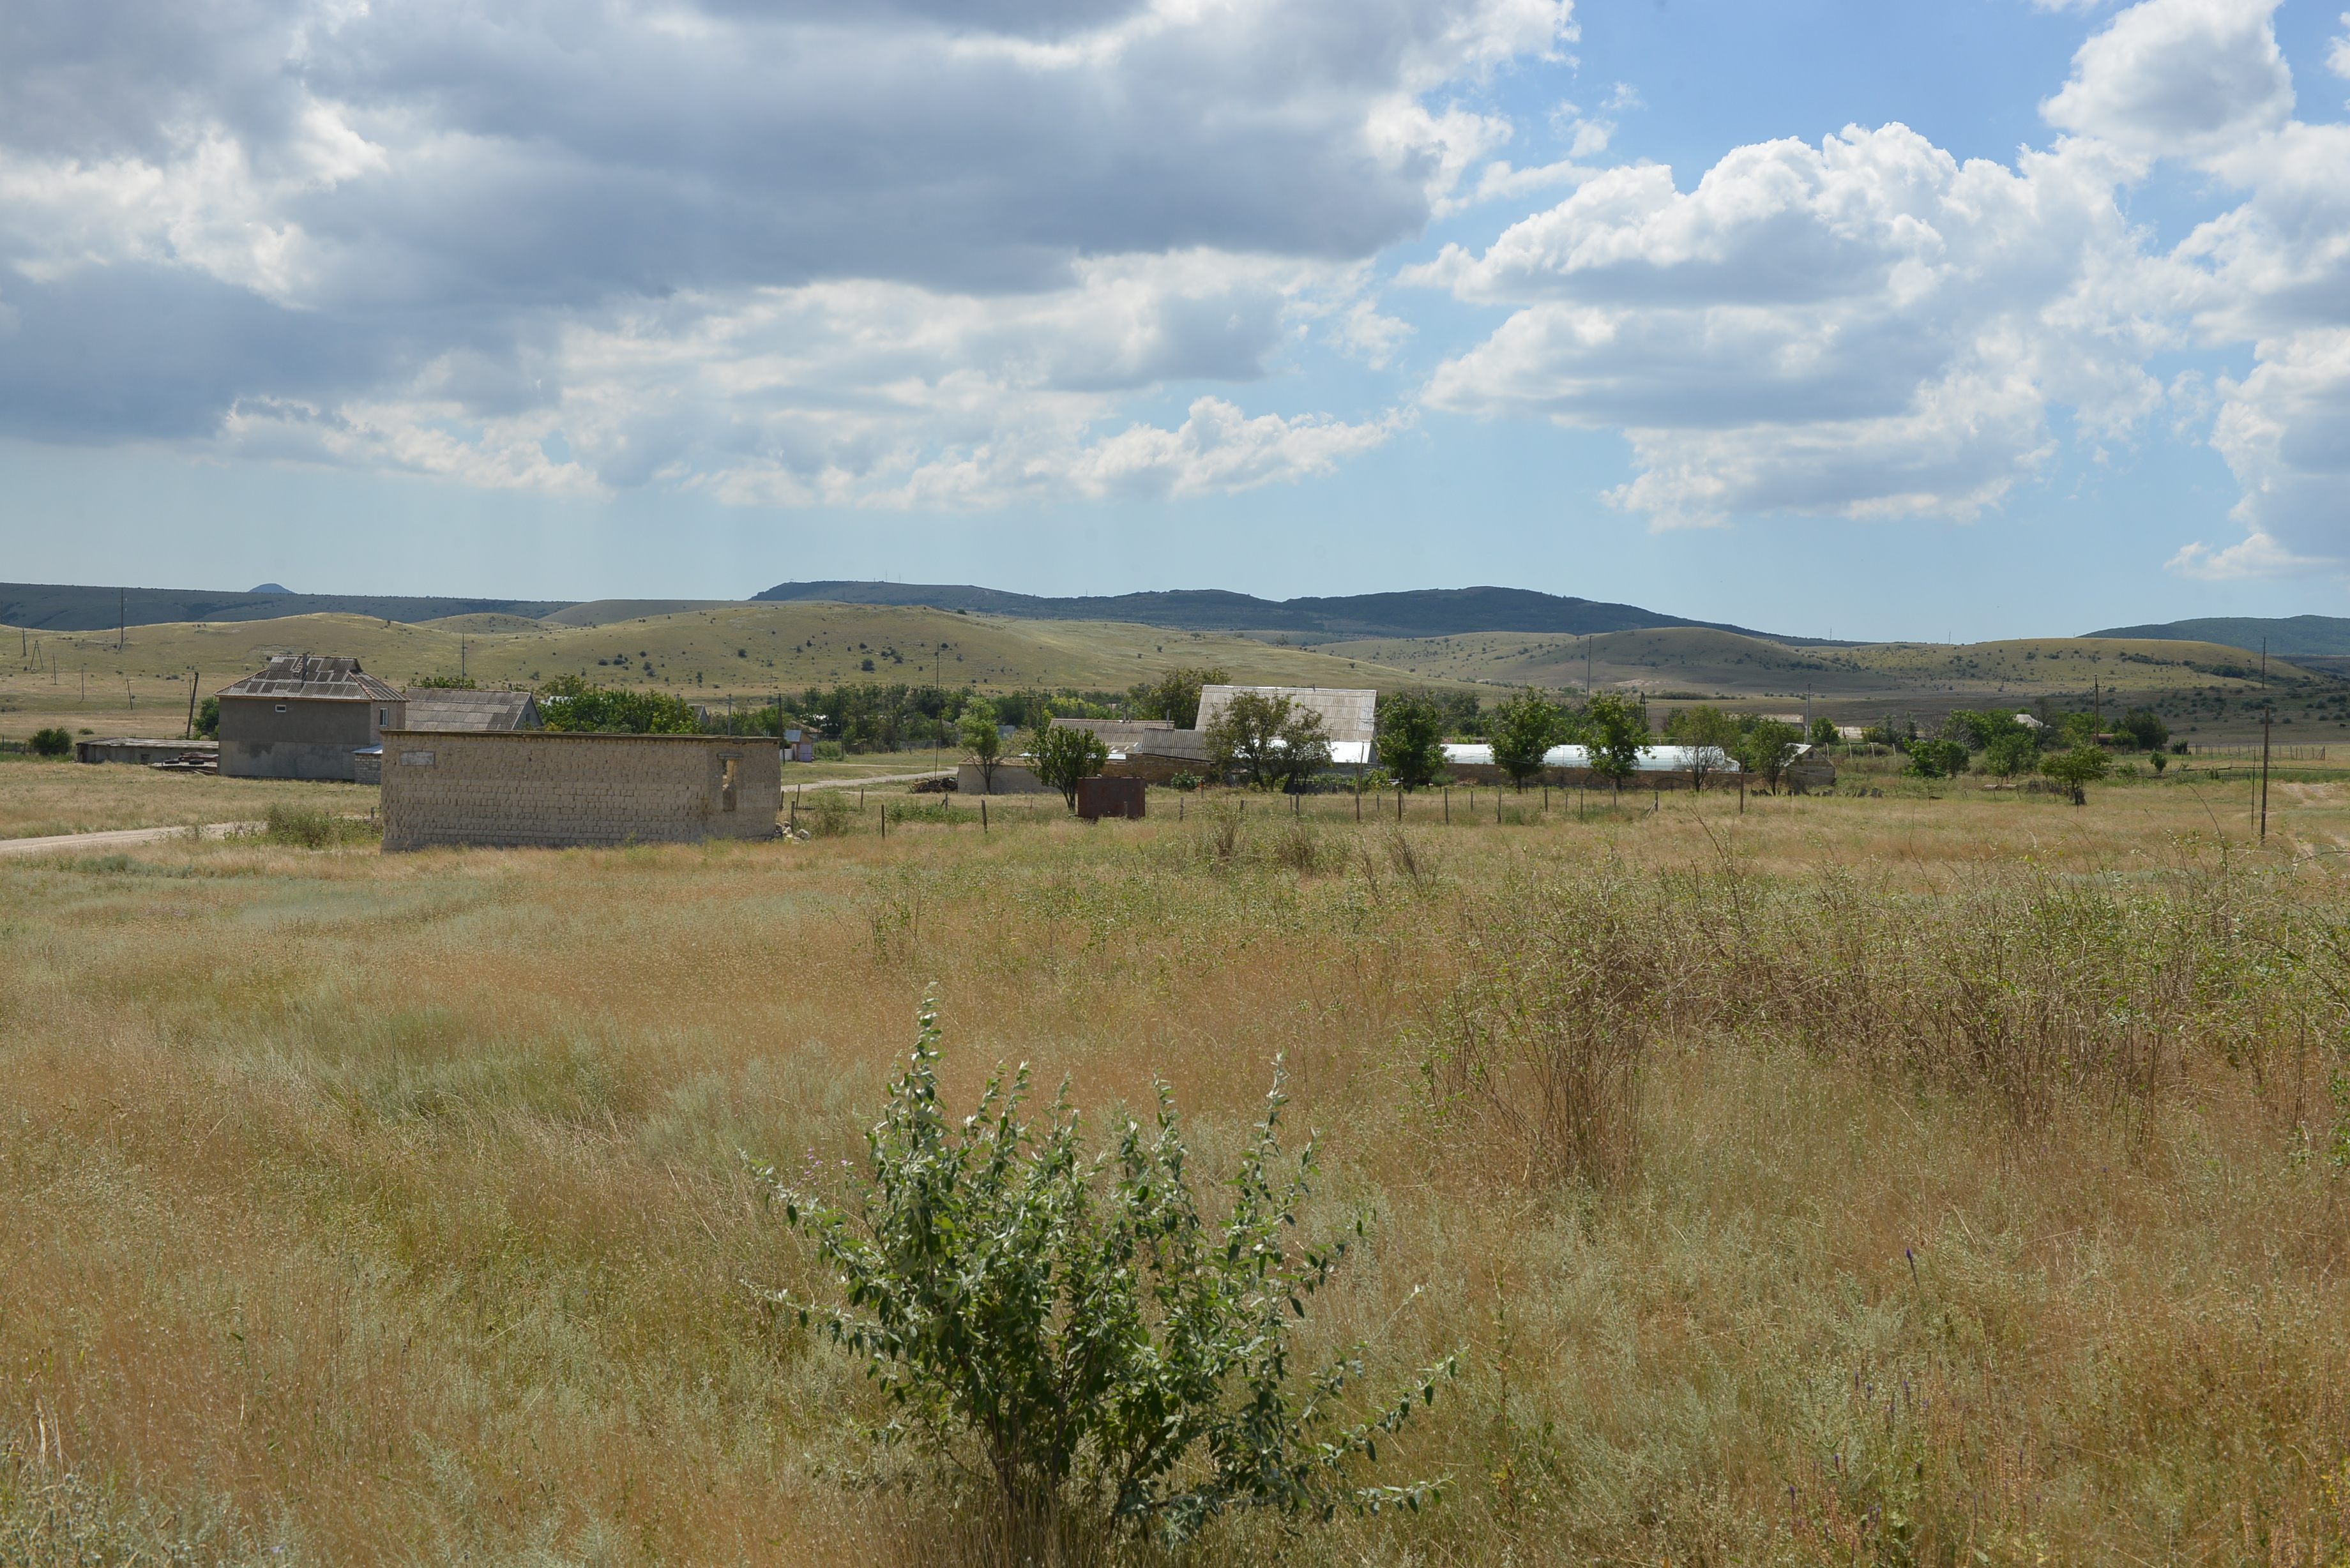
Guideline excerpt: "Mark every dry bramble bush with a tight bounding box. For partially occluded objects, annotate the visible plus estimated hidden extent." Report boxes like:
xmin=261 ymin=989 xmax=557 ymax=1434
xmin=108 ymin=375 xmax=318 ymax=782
xmin=0 ymin=778 xmax=2346 ymax=1565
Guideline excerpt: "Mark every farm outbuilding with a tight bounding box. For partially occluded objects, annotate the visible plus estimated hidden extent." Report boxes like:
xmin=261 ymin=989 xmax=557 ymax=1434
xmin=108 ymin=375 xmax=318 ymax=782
xmin=379 ymin=730 xmax=781 ymax=852
xmin=75 ymin=737 xmax=220 ymax=767
xmin=216 ymin=656 xmax=406 ymax=781
xmin=400 ymin=688 xmax=541 ymax=731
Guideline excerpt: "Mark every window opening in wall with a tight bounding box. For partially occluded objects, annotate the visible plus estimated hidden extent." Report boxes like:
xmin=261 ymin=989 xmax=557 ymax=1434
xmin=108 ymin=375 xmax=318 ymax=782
xmin=378 ymin=708 xmax=388 ymax=726
xmin=275 ymin=704 xmax=287 ymax=712
xmin=721 ymin=758 xmax=739 ymax=812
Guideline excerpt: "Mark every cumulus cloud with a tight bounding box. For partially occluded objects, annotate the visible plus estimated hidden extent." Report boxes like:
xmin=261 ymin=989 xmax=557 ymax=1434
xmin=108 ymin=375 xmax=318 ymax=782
xmin=2041 ymin=0 xmax=2293 ymax=161
xmin=0 ymin=0 xmax=1567 ymax=503
xmin=1413 ymin=126 xmax=2167 ymax=525
xmin=1411 ymin=0 xmax=2350 ymax=564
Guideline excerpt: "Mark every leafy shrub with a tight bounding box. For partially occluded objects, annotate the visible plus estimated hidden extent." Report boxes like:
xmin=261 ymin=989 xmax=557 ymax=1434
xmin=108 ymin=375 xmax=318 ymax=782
xmin=195 ymin=698 xmax=218 ymax=739
xmin=29 ymin=727 xmax=71 ymax=757
xmin=1166 ymin=771 xmax=1201 ymax=792
xmin=794 ymin=789 xmax=854 ymax=838
xmin=751 ymin=999 xmax=1452 ymax=1551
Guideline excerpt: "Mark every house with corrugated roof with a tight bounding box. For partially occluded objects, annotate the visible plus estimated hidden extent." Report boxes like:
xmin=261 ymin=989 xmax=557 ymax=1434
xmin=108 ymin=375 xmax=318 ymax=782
xmin=216 ymin=656 xmax=405 ymax=781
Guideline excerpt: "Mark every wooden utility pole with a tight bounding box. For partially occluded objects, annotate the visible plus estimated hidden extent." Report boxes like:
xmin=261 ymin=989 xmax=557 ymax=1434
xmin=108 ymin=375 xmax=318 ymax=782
xmin=185 ymin=672 xmax=199 ymax=740
xmin=119 ymin=588 xmax=126 ymax=652
xmin=2261 ymin=707 xmax=2271 ymax=843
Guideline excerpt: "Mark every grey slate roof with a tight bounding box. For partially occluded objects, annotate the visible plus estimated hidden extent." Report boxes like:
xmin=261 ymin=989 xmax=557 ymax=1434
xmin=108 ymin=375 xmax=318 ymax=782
xmin=1195 ymin=685 xmax=1377 ymax=744
xmin=400 ymin=689 xmax=541 ymax=732
xmin=218 ymin=655 xmax=402 ymax=703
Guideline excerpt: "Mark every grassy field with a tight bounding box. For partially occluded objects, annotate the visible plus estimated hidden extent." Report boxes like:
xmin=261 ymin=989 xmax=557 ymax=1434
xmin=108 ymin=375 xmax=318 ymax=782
xmin=0 ymin=605 xmax=1458 ymax=743
xmin=3 ymin=759 xmax=2347 ymax=1565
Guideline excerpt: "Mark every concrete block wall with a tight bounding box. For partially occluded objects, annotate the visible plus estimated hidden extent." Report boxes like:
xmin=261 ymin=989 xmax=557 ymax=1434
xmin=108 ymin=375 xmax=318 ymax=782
xmin=382 ymin=732 xmax=783 ymax=852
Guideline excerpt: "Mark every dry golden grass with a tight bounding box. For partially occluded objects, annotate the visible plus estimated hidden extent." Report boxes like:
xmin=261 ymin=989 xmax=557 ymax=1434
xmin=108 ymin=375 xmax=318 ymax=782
xmin=3 ymin=775 xmax=2347 ymax=1565
xmin=0 ymin=753 xmax=379 ymax=841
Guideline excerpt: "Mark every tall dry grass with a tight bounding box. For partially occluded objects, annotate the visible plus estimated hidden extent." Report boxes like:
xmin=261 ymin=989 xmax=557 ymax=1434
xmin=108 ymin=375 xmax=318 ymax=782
xmin=1 ymin=786 xmax=2346 ymax=1564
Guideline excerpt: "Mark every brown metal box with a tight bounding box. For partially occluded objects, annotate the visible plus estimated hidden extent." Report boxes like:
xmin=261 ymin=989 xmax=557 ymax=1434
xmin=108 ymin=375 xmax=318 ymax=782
xmin=1076 ymin=776 xmax=1146 ymax=821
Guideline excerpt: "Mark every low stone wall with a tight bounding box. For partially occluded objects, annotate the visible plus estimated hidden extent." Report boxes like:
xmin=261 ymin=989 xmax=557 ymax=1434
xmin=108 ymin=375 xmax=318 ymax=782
xmin=382 ymin=731 xmax=782 ymax=852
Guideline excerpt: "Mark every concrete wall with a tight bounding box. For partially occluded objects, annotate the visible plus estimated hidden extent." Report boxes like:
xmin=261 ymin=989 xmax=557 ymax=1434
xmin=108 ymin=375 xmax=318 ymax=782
xmin=955 ymin=762 xmax=1054 ymax=795
xmin=220 ymin=696 xmax=404 ymax=781
xmin=381 ymin=731 xmax=782 ymax=852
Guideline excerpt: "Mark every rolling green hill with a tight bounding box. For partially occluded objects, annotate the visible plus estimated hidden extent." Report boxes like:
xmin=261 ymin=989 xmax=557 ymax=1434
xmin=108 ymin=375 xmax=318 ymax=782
xmin=2084 ymin=615 xmax=2350 ymax=657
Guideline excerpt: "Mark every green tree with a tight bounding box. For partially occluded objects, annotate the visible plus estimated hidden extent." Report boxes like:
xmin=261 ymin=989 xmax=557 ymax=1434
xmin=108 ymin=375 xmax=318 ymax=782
xmin=1581 ymin=691 xmax=1649 ymax=790
xmin=750 ymin=998 xmax=1452 ymax=1548
xmin=1662 ymin=704 xmax=1739 ymax=791
xmin=2058 ymin=711 xmax=2101 ymax=748
xmin=29 ymin=727 xmax=71 ymax=757
xmin=960 ymin=698 xmax=1008 ymax=793
xmin=1267 ymin=705 xmax=1335 ymax=794
xmin=536 ymin=675 xmax=699 ymax=733
xmin=2114 ymin=707 xmax=2169 ymax=751
xmin=1735 ymin=719 xmax=1803 ymax=793
xmin=196 ymin=697 xmax=219 ymax=739
xmin=1489 ymin=690 xmax=1563 ymax=790
xmin=1980 ymin=728 xmax=2041 ymax=777
xmin=1205 ymin=691 xmax=1300 ymax=788
xmin=1030 ymin=723 xmax=1111 ymax=810
xmin=1904 ymin=737 xmax=1970 ymax=779
xmin=1375 ymin=693 xmax=1447 ymax=790
xmin=2041 ymin=745 xmax=2111 ymax=805
xmin=1808 ymin=716 xmax=1840 ymax=746
xmin=1128 ymin=665 xmax=1230 ymax=727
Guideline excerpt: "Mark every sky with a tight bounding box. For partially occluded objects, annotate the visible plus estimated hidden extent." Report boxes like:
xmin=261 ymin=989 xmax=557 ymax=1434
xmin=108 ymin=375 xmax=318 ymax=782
xmin=3 ymin=0 xmax=2348 ymax=642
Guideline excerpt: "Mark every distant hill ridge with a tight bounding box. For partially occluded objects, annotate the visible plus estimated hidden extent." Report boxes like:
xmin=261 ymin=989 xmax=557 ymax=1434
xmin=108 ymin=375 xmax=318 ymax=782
xmin=0 ymin=582 xmax=575 ymax=632
xmin=2084 ymin=614 xmax=2350 ymax=658
xmin=6 ymin=577 xmax=1822 ymax=644
xmin=752 ymin=580 xmax=1826 ymax=644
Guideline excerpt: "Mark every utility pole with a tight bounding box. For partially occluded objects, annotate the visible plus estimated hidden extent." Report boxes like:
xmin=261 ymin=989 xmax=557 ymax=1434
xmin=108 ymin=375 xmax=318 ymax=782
xmin=2261 ymin=705 xmax=2272 ymax=843
xmin=185 ymin=671 xmax=199 ymax=740
xmin=119 ymin=588 xmax=126 ymax=653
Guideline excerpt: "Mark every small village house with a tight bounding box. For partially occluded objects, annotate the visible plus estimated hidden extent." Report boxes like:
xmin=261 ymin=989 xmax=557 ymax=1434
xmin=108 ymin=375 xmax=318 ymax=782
xmin=216 ymin=656 xmax=405 ymax=781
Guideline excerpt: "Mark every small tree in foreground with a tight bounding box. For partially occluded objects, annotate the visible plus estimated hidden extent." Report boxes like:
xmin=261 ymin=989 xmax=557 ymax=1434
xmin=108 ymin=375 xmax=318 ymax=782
xmin=2042 ymin=744 xmax=2111 ymax=806
xmin=29 ymin=727 xmax=72 ymax=757
xmin=1736 ymin=718 xmax=1803 ymax=793
xmin=960 ymin=698 xmax=1006 ymax=793
xmin=1376 ymin=693 xmax=1447 ymax=791
xmin=1029 ymin=722 xmax=1110 ymax=810
xmin=750 ymin=999 xmax=1453 ymax=1549
xmin=1580 ymin=691 xmax=1649 ymax=792
xmin=1489 ymin=690 xmax=1562 ymax=790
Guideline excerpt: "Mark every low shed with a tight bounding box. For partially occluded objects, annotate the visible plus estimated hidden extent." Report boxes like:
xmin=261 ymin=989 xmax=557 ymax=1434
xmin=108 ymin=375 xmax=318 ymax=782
xmin=77 ymin=737 xmax=219 ymax=766
xmin=381 ymin=730 xmax=782 ymax=852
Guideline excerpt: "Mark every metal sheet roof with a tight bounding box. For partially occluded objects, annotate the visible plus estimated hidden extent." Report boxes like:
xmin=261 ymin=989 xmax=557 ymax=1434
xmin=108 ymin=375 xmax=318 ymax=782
xmin=218 ymin=655 xmax=402 ymax=703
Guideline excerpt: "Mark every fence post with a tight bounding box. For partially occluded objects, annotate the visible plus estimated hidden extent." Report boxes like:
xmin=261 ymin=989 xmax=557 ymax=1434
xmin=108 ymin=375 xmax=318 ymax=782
xmin=982 ymin=799 xmax=988 ymax=833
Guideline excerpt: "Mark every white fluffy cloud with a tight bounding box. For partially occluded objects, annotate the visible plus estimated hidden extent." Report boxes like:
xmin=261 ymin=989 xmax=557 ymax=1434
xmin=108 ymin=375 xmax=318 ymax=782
xmin=1413 ymin=126 xmax=2167 ymax=524
xmin=1414 ymin=0 xmax=2350 ymax=568
xmin=0 ymin=0 xmax=1568 ymax=502
xmin=2051 ymin=0 xmax=2350 ymax=575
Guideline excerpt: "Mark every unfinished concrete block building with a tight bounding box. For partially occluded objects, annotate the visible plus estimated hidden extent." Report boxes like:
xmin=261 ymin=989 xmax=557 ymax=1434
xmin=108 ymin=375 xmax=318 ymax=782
xmin=217 ymin=656 xmax=406 ymax=781
xmin=380 ymin=731 xmax=781 ymax=851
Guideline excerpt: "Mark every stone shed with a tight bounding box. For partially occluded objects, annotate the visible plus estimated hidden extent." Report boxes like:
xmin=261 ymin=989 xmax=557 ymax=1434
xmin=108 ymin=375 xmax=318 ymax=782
xmin=379 ymin=730 xmax=781 ymax=852
xmin=217 ymin=656 xmax=406 ymax=781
